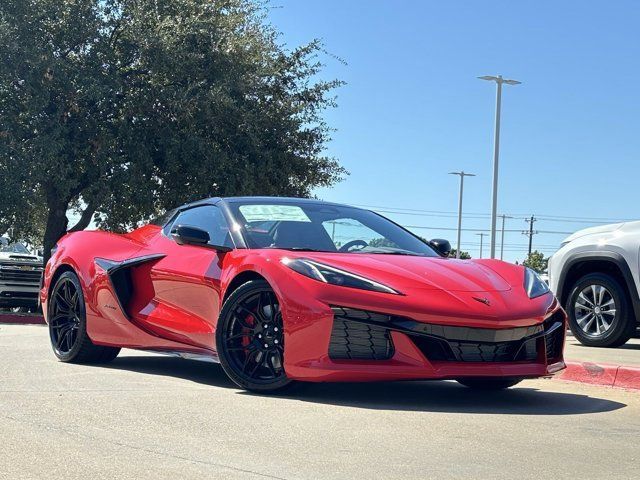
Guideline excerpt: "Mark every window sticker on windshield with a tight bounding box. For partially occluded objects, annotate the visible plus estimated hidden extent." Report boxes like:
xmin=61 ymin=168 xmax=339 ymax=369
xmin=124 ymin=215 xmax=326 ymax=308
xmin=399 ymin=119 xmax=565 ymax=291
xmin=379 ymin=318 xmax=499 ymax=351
xmin=239 ymin=205 xmax=311 ymax=223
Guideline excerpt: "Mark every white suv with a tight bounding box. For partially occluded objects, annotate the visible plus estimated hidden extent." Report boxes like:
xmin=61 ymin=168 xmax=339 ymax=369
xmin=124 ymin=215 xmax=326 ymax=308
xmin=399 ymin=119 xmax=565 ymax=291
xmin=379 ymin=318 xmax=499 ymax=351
xmin=548 ymin=221 xmax=640 ymax=347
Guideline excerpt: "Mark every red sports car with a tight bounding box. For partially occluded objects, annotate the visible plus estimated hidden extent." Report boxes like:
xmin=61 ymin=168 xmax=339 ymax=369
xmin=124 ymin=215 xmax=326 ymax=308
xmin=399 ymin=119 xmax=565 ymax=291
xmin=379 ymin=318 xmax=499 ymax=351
xmin=41 ymin=197 xmax=566 ymax=392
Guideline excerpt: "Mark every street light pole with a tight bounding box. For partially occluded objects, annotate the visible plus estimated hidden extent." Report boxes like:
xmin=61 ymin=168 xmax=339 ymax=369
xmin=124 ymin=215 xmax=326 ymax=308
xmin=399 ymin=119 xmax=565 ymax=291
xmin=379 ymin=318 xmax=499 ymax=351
xmin=475 ymin=232 xmax=487 ymax=259
xmin=449 ymin=171 xmax=476 ymax=259
xmin=478 ymin=74 xmax=521 ymax=259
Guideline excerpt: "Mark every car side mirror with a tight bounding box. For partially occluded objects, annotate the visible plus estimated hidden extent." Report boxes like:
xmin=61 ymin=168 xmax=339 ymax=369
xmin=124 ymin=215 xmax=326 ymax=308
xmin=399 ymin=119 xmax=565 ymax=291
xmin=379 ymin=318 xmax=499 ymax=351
xmin=429 ymin=238 xmax=452 ymax=257
xmin=171 ymin=225 xmax=232 ymax=252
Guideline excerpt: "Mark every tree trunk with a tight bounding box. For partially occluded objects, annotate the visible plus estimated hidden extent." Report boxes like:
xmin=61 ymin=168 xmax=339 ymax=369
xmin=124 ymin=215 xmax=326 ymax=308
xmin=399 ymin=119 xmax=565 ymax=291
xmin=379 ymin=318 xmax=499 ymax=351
xmin=42 ymin=200 xmax=69 ymax=266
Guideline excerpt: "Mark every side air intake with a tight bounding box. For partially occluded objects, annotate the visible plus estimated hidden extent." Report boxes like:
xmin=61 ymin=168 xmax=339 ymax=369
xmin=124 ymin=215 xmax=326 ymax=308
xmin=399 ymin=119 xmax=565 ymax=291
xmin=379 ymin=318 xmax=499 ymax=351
xmin=95 ymin=254 xmax=165 ymax=318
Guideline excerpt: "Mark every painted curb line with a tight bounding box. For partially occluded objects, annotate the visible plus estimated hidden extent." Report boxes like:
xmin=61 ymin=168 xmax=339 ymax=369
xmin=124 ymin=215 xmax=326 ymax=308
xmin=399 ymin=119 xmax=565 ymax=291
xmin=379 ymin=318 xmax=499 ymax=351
xmin=558 ymin=360 xmax=640 ymax=390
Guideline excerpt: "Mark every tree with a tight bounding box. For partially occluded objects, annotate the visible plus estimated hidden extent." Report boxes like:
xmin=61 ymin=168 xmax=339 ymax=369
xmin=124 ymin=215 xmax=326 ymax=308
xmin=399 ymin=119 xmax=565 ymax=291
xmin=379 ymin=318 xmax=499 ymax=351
xmin=0 ymin=0 xmax=346 ymax=260
xmin=448 ymin=248 xmax=471 ymax=259
xmin=523 ymin=250 xmax=548 ymax=273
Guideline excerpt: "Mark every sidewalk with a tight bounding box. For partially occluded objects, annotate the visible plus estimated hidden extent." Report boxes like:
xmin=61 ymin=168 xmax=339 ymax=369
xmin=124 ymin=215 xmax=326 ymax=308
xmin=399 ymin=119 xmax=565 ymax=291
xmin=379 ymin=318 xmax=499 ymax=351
xmin=559 ymin=333 xmax=640 ymax=390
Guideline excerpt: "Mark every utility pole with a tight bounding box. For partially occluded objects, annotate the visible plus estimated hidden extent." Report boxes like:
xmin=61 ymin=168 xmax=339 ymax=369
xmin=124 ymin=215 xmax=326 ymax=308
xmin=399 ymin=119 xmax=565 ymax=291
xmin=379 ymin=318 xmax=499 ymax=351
xmin=448 ymin=171 xmax=476 ymax=258
xmin=475 ymin=232 xmax=487 ymax=258
xmin=478 ymin=74 xmax=521 ymax=259
xmin=499 ymin=214 xmax=513 ymax=261
xmin=523 ymin=216 xmax=538 ymax=256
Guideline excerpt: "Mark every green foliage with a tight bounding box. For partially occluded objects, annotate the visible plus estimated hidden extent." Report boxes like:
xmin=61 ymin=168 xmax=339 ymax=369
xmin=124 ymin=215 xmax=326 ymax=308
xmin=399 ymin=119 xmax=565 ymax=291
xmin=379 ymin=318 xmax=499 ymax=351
xmin=523 ymin=250 xmax=548 ymax=273
xmin=0 ymin=0 xmax=346 ymax=254
xmin=448 ymin=248 xmax=471 ymax=259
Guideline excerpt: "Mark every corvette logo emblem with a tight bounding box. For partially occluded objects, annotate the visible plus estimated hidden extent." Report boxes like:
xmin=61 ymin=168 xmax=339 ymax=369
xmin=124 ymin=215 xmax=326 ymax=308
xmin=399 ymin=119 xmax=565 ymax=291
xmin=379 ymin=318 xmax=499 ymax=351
xmin=473 ymin=296 xmax=491 ymax=306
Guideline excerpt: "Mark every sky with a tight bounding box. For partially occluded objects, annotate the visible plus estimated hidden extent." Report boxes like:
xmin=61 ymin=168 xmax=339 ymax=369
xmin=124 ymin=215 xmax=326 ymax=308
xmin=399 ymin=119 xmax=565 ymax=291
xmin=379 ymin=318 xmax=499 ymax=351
xmin=268 ymin=0 xmax=640 ymax=263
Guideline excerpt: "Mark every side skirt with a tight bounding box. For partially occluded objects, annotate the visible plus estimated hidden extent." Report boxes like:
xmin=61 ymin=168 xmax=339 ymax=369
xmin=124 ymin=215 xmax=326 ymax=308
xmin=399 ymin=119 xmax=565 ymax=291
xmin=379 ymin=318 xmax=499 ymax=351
xmin=133 ymin=349 xmax=220 ymax=364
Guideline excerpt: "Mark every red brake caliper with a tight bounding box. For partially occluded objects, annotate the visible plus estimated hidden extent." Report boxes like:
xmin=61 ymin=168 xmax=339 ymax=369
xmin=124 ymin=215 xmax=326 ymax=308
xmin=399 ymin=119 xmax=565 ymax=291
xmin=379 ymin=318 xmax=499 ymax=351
xmin=241 ymin=313 xmax=255 ymax=349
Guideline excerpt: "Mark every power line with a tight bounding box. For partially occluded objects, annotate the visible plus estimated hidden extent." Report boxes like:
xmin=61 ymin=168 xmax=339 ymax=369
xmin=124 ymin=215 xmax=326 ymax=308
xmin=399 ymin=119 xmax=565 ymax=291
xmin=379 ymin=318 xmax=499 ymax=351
xmin=357 ymin=206 xmax=493 ymax=219
xmin=402 ymin=224 xmax=573 ymax=235
xmin=354 ymin=203 xmax=638 ymax=223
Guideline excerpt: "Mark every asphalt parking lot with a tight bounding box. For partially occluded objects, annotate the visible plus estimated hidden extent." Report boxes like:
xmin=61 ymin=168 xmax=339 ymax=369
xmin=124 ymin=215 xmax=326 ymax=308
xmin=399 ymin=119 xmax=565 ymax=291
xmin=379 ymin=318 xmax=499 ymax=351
xmin=565 ymin=333 xmax=640 ymax=366
xmin=2 ymin=324 xmax=639 ymax=480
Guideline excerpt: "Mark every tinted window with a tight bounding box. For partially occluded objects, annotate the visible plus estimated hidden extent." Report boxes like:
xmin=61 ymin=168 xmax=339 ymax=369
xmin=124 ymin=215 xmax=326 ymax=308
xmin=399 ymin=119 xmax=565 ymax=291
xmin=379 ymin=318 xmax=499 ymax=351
xmin=150 ymin=209 xmax=177 ymax=227
xmin=227 ymin=201 xmax=438 ymax=256
xmin=0 ymin=238 xmax=30 ymax=254
xmin=171 ymin=206 xmax=233 ymax=248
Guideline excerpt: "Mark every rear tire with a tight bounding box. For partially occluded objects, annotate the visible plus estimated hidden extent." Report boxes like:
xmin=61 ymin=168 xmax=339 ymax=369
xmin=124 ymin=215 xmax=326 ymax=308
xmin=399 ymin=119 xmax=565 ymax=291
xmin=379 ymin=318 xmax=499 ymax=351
xmin=48 ymin=271 xmax=120 ymax=364
xmin=456 ymin=377 xmax=522 ymax=390
xmin=216 ymin=280 xmax=292 ymax=393
xmin=565 ymin=273 xmax=636 ymax=348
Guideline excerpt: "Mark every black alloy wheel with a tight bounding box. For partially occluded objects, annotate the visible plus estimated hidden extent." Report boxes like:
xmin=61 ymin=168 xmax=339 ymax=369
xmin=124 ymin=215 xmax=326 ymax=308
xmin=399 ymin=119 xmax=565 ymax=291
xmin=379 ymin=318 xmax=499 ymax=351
xmin=216 ymin=280 xmax=291 ymax=392
xmin=49 ymin=274 xmax=81 ymax=356
xmin=48 ymin=271 xmax=120 ymax=363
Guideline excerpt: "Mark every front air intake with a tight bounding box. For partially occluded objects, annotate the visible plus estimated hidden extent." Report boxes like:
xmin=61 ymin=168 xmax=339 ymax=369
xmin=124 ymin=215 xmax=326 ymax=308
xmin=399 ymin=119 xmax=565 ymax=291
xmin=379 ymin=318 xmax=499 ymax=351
xmin=329 ymin=308 xmax=394 ymax=360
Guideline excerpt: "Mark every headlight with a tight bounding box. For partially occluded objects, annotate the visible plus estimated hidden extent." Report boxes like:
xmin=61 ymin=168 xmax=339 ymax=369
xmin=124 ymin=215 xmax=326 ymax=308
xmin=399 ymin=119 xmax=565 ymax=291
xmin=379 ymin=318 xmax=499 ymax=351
xmin=524 ymin=267 xmax=550 ymax=299
xmin=282 ymin=258 xmax=400 ymax=295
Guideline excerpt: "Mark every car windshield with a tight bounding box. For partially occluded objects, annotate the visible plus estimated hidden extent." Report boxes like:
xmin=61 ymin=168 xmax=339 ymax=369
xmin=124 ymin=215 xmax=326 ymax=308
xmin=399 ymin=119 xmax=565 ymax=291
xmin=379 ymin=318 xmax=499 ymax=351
xmin=0 ymin=238 xmax=30 ymax=254
xmin=226 ymin=201 xmax=438 ymax=256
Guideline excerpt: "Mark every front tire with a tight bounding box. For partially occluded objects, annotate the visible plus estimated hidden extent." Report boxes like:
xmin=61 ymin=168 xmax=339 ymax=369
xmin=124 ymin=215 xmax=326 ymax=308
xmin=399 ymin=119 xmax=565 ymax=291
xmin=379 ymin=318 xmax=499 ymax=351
xmin=456 ymin=377 xmax=522 ymax=390
xmin=216 ymin=280 xmax=291 ymax=393
xmin=565 ymin=273 xmax=636 ymax=347
xmin=48 ymin=271 xmax=120 ymax=363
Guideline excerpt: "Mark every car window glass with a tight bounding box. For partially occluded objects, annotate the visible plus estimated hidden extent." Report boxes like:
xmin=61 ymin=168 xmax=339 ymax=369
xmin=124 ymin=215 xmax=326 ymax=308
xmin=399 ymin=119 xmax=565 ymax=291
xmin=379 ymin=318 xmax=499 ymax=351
xmin=227 ymin=202 xmax=437 ymax=255
xmin=0 ymin=238 xmax=30 ymax=254
xmin=172 ymin=206 xmax=232 ymax=247
xmin=322 ymin=218 xmax=400 ymax=250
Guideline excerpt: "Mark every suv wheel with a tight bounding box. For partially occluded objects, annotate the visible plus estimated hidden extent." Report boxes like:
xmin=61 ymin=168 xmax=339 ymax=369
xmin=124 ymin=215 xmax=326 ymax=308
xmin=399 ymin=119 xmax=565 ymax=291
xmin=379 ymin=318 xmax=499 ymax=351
xmin=565 ymin=273 xmax=636 ymax=347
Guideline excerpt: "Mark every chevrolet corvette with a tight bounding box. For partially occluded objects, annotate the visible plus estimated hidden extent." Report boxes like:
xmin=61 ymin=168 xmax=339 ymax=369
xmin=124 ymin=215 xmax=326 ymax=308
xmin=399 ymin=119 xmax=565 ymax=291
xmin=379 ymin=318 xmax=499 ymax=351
xmin=41 ymin=197 xmax=566 ymax=392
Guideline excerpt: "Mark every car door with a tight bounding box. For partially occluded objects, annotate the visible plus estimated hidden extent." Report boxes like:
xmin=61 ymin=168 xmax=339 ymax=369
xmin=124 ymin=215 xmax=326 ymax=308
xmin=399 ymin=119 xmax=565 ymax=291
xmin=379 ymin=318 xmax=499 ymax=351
xmin=131 ymin=205 xmax=233 ymax=350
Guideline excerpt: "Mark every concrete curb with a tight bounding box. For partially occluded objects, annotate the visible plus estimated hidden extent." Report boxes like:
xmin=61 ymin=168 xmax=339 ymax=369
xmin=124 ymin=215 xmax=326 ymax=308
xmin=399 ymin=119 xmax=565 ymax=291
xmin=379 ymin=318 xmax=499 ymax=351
xmin=558 ymin=360 xmax=640 ymax=390
xmin=0 ymin=314 xmax=45 ymax=325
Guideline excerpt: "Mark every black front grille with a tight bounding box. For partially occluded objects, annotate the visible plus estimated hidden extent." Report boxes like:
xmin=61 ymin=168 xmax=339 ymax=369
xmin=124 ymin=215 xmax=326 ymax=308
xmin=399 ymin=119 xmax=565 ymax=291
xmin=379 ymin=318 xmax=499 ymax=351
xmin=329 ymin=306 xmax=564 ymax=364
xmin=409 ymin=334 xmax=539 ymax=363
xmin=329 ymin=309 xmax=394 ymax=360
xmin=0 ymin=265 xmax=42 ymax=284
xmin=449 ymin=339 xmax=530 ymax=362
xmin=0 ymin=271 xmax=41 ymax=283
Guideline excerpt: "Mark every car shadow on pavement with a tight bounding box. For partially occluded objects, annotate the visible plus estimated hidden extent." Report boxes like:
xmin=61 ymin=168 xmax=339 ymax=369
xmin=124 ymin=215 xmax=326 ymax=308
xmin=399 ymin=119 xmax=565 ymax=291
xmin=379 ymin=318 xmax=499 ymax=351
xmin=103 ymin=355 xmax=237 ymax=388
xmin=104 ymin=355 xmax=626 ymax=416
xmin=280 ymin=381 xmax=627 ymax=416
